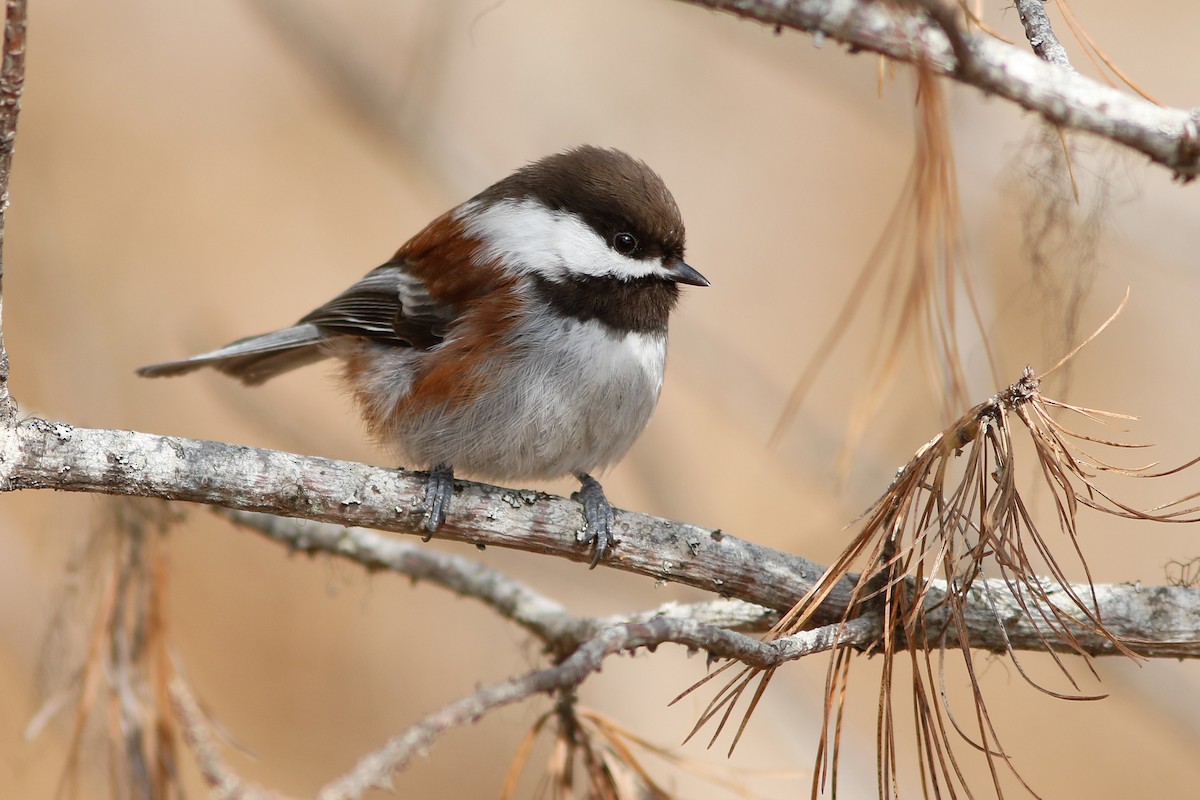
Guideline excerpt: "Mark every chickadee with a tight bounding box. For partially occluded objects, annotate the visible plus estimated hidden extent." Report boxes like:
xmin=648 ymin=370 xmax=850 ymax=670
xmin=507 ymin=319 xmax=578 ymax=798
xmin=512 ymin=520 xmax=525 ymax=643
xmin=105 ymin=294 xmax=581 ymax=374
xmin=138 ymin=146 xmax=708 ymax=567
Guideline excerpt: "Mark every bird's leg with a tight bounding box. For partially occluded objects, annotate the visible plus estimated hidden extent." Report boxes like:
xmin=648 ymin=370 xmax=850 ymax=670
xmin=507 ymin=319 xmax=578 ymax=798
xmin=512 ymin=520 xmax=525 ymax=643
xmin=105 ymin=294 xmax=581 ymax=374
xmin=574 ymin=473 xmax=616 ymax=569
xmin=421 ymin=464 xmax=455 ymax=540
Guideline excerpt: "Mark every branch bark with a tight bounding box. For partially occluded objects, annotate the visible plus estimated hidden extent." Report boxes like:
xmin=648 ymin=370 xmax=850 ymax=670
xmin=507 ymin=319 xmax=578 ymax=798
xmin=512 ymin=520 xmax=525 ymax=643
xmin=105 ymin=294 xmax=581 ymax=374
xmin=6 ymin=417 xmax=1197 ymax=659
xmin=228 ymin=506 xmax=1200 ymax=660
xmin=0 ymin=0 xmax=26 ymax=422
xmin=169 ymin=677 xmax=282 ymax=800
xmin=1014 ymin=0 xmax=1073 ymax=69
xmin=315 ymin=616 xmax=878 ymax=800
xmin=222 ymin=509 xmax=780 ymax=655
xmin=0 ymin=417 xmax=843 ymax=615
xmin=674 ymin=0 xmax=1200 ymax=180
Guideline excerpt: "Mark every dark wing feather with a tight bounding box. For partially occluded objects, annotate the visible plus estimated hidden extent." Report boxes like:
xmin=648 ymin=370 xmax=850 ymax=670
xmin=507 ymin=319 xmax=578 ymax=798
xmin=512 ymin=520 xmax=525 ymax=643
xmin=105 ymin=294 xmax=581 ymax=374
xmin=138 ymin=260 xmax=455 ymax=385
xmin=298 ymin=261 xmax=451 ymax=349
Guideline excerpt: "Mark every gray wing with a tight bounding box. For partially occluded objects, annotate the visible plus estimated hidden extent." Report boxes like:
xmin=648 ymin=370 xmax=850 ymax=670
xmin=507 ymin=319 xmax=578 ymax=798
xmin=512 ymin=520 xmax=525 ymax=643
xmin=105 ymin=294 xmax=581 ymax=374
xmin=137 ymin=261 xmax=453 ymax=385
xmin=136 ymin=323 xmax=327 ymax=385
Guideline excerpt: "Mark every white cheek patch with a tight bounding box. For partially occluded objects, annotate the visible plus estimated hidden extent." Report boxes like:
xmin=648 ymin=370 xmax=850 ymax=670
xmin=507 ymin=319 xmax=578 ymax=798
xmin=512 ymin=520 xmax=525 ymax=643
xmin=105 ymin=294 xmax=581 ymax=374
xmin=462 ymin=198 xmax=673 ymax=282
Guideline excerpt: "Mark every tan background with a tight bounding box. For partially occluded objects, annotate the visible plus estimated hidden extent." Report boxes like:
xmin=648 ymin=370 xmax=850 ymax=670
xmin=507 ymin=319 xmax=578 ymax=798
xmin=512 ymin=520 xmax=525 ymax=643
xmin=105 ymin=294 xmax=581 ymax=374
xmin=3 ymin=0 xmax=1200 ymax=797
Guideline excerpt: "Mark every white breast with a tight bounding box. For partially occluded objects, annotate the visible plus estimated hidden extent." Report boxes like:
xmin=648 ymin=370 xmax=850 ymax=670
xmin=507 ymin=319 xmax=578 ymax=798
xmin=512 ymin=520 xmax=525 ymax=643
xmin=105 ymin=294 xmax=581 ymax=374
xmin=392 ymin=308 xmax=668 ymax=481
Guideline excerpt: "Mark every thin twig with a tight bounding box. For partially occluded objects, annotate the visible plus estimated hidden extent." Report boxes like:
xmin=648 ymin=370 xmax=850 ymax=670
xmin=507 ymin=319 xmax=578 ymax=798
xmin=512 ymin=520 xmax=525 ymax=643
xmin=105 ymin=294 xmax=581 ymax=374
xmin=169 ymin=677 xmax=285 ymax=800
xmin=315 ymin=617 xmax=876 ymax=800
xmin=0 ymin=0 xmax=27 ymax=422
xmin=222 ymin=509 xmax=781 ymax=651
xmin=223 ymin=508 xmax=582 ymax=651
xmin=673 ymin=0 xmax=1200 ymax=180
xmin=1014 ymin=0 xmax=1073 ymax=69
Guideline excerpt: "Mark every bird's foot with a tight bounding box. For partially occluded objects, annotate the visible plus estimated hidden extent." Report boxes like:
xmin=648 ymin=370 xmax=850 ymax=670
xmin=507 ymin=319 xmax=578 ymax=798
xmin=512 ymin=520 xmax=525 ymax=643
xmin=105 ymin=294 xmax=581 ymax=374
xmin=421 ymin=464 xmax=454 ymax=540
xmin=574 ymin=473 xmax=616 ymax=569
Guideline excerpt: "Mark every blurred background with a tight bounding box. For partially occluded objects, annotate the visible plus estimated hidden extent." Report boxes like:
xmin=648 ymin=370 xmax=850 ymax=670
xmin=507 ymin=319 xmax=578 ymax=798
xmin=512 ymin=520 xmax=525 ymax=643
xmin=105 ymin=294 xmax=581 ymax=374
xmin=3 ymin=0 xmax=1200 ymax=796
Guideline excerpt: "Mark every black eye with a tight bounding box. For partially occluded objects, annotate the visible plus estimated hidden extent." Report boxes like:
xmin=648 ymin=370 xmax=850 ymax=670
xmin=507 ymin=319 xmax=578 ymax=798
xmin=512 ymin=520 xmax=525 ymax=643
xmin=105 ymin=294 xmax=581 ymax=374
xmin=612 ymin=232 xmax=638 ymax=255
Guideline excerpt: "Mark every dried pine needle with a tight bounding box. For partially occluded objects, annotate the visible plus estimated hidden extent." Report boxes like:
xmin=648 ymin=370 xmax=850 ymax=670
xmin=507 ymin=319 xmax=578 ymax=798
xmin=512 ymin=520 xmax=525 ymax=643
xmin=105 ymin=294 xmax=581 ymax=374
xmin=695 ymin=349 xmax=1200 ymax=798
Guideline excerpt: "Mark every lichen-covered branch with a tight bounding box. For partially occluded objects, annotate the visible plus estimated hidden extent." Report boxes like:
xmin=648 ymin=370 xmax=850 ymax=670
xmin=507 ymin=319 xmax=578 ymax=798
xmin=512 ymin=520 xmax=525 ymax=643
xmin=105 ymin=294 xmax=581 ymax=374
xmin=1014 ymin=0 xmax=1073 ymax=69
xmin=674 ymin=0 xmax=1200 ymax=180
xmin=0 ymin=417 xmax=842 ymax=615
xmin=4 ymin=417 xmax=1200 ymax=659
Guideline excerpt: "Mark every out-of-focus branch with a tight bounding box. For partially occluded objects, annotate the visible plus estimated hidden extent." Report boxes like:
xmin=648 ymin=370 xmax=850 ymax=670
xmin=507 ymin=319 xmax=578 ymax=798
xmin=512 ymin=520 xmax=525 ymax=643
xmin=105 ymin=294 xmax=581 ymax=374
xmin=242 ymin=0 xmax=479 ymax=198
xmin=223 ymin=509 xmax=583 ymax=651
xmin=169 ymin=677 xmax=285 ymax=800
xmin=674 ymin=0 xmax=1200 ymax=180
xmin=222 ymin=509 xmax=781 ymax=654
xmin=0 ymin=0 xmax=27 ymax=422
xmin=221 ymin=510 xmax=1200 ymax=659
xmin=1014 ymin=0 xmax=1073 ymax=69
xmin=316 ymin=616 xmax=877 ymax=800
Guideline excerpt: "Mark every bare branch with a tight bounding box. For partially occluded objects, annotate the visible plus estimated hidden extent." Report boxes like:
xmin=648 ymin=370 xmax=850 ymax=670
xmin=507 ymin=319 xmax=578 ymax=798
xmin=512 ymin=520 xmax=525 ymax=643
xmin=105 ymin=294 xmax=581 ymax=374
xmin=222 ymin=509 xmax=1200 ymax=659
xmin=906 ymin=0 xmax=975 ymax=79
xmin=223 ymin=509 xmax=782 ymax=650
xmin=585 ymin=598 xmax=779 ymax=636
xmin=222 ymin=508 xmax=583 ymax=650
xmin=923 ymin=578 xmax=1200 ymax=659
xmin=673 ymin=0 xmax=1200 ymax=180
xmin=316 ymin=617 xmax=876 ymax=800
xmin=1014 ymin=0 xmax=1073 ymax=69
xmin=0 ymin=0 xmax=27 ymax=422
xmin=169 ymin=677 xmax=286 ymax=800
xmin=5 ymin=418 xmax=1200 ymax=658
xmin=0 ymin=417 xmax=845 ymax=616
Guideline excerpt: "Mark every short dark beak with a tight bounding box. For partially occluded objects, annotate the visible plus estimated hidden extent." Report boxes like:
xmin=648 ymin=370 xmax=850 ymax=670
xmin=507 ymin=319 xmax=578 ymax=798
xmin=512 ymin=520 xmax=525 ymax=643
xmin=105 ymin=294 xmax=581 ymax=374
xmin=669 ymin=259 xmax=710 ymax=287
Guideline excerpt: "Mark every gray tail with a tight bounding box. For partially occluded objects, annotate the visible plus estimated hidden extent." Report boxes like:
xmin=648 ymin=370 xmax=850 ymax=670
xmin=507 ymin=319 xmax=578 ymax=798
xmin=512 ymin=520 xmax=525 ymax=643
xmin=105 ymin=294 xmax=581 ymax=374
xmin=137 ymin=323 xmax=328 ymax=386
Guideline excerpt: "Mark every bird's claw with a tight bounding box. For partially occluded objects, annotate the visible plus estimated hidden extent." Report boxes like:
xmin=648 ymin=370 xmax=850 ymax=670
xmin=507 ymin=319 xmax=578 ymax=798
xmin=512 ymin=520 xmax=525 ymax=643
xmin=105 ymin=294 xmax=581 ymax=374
xmin=421 ymin=464 xmax=454 ymax=540
xmin=575 ymin=473 xmax=616 ymax=569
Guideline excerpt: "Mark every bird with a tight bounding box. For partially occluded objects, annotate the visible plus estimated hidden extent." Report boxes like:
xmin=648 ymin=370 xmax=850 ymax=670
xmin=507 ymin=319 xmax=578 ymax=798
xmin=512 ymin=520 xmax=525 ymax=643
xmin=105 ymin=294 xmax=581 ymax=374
xmin=138 ymin=145 xmax=708 ymax=567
